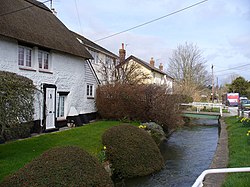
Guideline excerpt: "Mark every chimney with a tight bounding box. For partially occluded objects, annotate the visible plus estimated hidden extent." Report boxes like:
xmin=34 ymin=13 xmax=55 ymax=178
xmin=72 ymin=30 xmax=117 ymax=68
xmin=119 ymin=43 xmax=126 ymax=63
xmin=150 ymin=57 xmax=155 ymax=67
xmin=159 ymin=63 xmax=163 ymax=71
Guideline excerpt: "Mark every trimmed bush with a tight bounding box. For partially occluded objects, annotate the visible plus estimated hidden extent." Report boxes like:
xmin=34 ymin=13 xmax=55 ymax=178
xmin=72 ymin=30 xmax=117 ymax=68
xmin=3 ymin=122 xmax=33 ymax=141
xmin=0 ymin=71 xmax=35 ymax=142
xmin=1 ymin=146 xmax=113 ymax=187
xmin=102 ymin=124 xmax=164 ymax=179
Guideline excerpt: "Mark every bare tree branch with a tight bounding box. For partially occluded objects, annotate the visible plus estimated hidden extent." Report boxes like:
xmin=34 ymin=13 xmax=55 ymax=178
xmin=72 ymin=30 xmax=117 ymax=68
xmin=167 ymin=42 xmax=211 ymax=100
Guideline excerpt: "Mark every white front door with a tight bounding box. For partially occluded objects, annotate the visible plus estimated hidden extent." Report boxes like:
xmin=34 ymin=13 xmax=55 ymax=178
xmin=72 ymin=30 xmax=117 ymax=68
xmin=45 ymin=87 xmax=56 ymax=129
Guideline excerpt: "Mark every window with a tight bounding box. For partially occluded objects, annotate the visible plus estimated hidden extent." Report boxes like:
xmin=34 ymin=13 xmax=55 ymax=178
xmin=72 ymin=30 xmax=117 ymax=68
xmin=88 ymin=49 xmax=99 ymax=64
xmin=38 ymin=50 xmax=50 ymax=70
xmin=87 ymin=84 xmax=94 ymax=98
xmin=18 ymin=46 xmax=32 ymax=67
xmin=105 ymin=56 xmax=113 ymax=69
xmin=57 ymin=95 xmax=66 ymax=117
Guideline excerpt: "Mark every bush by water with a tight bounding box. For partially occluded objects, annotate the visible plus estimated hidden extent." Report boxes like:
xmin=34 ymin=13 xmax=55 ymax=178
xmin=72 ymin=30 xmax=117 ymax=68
xmin=102 ymin=124 xmax=164 ymax=179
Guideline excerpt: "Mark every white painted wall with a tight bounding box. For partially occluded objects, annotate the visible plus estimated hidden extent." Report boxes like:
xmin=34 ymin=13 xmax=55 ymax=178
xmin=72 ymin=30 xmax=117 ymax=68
xmin=0 ymin=36 xmax=98 ymax=121
xmin=88 ymin=49 xmax=116 ymax=84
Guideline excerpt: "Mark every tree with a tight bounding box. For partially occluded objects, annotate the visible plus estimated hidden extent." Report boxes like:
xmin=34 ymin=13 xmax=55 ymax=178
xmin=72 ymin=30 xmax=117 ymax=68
xmin=98 ymin=58 xmax=151 ymax=85
xmin=167 ymin=42 xmax=211 ymax=100
xmin=228 ymin=76 xmax=250 ymax=97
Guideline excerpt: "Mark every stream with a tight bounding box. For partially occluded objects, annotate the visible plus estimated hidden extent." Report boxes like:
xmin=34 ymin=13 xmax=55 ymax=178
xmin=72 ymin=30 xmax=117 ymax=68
xmin=125 ymin=119 xmax=219 ymax=187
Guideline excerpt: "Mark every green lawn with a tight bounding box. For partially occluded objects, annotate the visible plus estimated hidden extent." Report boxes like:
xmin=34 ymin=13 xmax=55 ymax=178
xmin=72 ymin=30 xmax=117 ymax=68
xmin=223 ymin=116 xmax=250 ymax=187
xmin=0 ymin=120 xmax=133 ymax=182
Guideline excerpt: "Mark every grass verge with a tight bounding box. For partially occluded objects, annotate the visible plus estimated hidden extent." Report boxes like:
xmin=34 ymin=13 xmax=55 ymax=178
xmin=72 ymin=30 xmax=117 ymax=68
xmin=223 ymin=116 xmax=250 ymax=187
xmin=0 ymin=120 xmax=136 ymax=182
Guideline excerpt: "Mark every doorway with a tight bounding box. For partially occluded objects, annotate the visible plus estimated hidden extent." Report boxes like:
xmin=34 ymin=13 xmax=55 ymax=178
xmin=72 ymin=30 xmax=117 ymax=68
xmin=43 ymin=84 xmax=57 ymax=130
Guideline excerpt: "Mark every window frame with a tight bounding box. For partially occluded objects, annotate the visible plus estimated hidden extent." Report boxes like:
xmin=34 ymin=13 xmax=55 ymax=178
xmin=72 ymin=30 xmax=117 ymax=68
xmin=18 ymin=45 xmax=32 ymax=68
xmin=86 ymin=84 xmax=94 ymax=98
xmin=105 ymin=56 xmax=113 ymax=69
xmin=56 ymin=92 xmax=69 ymax=119
xmin=38 ymin=50 xmax=50 ymax=70
xmin=89 ymin=49 xmax=99 ymax=64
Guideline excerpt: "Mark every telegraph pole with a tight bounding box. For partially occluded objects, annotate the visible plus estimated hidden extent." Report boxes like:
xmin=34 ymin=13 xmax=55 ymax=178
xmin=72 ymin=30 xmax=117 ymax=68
xmin=216 ymin=76 xmax=219 ymax=102
xmin=211 ymin=64 xmax=214 ymax=103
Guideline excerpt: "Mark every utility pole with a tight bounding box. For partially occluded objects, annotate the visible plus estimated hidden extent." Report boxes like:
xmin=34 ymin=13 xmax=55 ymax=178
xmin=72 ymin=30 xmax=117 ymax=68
xmin=216 ymin=77 xmax=219 ymax=102
xmin=211 ymin=64 xmax=214 ymax=103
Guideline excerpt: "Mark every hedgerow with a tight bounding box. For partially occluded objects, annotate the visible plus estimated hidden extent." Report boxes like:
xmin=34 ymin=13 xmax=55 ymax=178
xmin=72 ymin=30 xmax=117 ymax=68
xmin=102 ymin=124 xmax=164 ymax=179
xmin=96 ymin=83 xmax=185 ymax=132
xmin=1 ymin=146 xmax=114 ymax=187
xmin=0 ymin=71 xmax=35 ymax=142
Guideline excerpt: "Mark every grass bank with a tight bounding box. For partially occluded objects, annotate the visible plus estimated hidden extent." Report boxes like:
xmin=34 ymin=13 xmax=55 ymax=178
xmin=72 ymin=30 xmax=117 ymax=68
xmin=0 ymin=120 xmax=135 ymax=182
xmin=223 ymin=116 xmax=250 ymax=186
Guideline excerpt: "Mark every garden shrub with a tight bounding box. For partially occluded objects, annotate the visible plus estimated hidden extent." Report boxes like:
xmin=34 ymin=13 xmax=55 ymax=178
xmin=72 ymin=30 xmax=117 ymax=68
xmin=1 ymin=146 xmax=114 ymax=187
xmin=102 ymin=124 xmax=164 ymax=179
xmin=141 ymin=122 xmax=167 ymax=145
xmin=0 ymin=71 xmax=35 ymax=142
xmin=3 ymin=122 xmax=33 ymax=141
xmin=96 ymin=83 xmax=185 ymax=133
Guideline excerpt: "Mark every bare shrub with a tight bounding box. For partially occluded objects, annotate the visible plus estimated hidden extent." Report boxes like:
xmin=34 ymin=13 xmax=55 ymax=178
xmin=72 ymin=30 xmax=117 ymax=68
xmin=96 ymin=83 xmax=185 ymax=132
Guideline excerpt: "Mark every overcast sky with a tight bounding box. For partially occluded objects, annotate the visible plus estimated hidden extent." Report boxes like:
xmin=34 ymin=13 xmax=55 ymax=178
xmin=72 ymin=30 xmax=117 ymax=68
xmin=42 ymin=0 xmax=250 ymax=85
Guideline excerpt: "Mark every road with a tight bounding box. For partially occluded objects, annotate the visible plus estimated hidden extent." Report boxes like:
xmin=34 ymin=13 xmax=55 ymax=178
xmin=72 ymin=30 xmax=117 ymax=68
xmin=227 ymin=107 xmax=238 ymax=116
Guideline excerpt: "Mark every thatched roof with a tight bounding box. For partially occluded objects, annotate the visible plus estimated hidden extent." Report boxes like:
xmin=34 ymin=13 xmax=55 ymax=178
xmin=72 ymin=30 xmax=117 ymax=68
xmin=72 ymin=31 xmax=118 ymax=59
xmin=0 ymin=0 xmax=92 ymax=59
xmin=125 ymin=55 xmax=174 ymax=79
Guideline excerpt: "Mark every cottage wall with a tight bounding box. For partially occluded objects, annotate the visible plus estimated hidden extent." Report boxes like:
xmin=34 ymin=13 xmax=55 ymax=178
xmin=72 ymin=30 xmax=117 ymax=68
xmin=0 ymin=36 xmax=98 ymax=122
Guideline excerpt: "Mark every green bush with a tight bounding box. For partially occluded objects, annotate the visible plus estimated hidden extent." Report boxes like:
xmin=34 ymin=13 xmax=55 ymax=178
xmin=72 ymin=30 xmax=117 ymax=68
xmin=0 ymin=71 xmax=35 ymax=142
xmin=3 ymin=122 xmax=33 ymax=141
xmin=102 ymin=124 xmax=164 ymax=179
xmin=1 ymin=146 xmax=114 ymax=187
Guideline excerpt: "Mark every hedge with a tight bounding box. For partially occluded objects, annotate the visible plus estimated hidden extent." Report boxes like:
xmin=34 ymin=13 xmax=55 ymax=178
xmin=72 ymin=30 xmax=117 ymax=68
xmin=1 ymin=146 xmax=114 ymax=187
xmin=96 ymin=83 xmax=185 ymax=133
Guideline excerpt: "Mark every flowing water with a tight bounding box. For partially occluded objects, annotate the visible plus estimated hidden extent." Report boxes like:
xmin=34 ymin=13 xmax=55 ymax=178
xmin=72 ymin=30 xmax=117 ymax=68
xmin=125 ymin=119 xmax=219 ymax=187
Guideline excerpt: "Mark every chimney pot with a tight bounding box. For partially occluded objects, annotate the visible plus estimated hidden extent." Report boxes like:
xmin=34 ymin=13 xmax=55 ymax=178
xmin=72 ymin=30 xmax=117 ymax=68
xmin=150 ymin=57 xmax=155 ymax=67
xmin=159 ymin=63 xmax=163 ymax=71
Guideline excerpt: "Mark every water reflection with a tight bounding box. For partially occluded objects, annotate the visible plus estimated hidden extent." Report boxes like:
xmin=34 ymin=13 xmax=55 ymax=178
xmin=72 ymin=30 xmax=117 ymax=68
xmin=125 ymin=120 xmax=218 ymax=187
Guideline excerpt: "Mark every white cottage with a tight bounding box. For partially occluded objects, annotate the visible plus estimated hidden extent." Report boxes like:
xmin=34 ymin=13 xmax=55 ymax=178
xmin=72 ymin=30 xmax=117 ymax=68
xmin=0 ymin=0 xmax=99 ymax=132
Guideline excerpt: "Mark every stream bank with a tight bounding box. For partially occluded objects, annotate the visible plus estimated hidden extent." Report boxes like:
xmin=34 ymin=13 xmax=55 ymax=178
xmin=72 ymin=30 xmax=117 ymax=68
xmin=124 ymin=119 xmax=219 ymax=187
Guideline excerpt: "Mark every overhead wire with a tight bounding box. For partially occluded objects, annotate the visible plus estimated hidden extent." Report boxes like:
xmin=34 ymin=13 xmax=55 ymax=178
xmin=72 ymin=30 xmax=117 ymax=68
xmin=213 ymin=64 xmax=250 ymax=78
xmin=74 ymin=0 xmax=84 ymax=35
xmin=94 ymin=0 xmax=208 ymax=42
xmin=214 ymin=63 xmax=250 ymax=73
xmin=0 ymin=0 xmax=51 ymax=17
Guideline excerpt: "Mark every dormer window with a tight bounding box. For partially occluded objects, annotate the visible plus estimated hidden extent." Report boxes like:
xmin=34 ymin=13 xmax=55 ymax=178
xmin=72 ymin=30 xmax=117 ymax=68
xmin=38 ymin=50 xmax=50 ymax=70
xmin=18 ymin=46 xmax=32 ymax=67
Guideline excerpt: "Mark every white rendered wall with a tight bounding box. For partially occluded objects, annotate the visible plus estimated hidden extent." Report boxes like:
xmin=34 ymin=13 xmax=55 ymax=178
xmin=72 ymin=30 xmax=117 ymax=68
xmin=0 ymin=36 xmax=98 ymax=121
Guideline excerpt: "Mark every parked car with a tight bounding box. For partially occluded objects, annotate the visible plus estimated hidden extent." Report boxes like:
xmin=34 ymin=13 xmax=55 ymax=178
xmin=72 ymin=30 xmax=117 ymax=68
xmin=239 ymin=99 xmax=250 ymax=111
